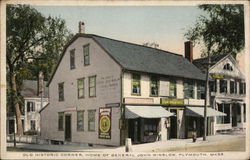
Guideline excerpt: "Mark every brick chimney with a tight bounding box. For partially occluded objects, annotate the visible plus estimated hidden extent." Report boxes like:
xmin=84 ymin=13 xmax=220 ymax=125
xmin=184 ymin=41 xmax=193 ymax=62
xmin=79 ymin=21 xmax=85 ymax=33
xmin=38 ymin=71 xmax=44 ymax=97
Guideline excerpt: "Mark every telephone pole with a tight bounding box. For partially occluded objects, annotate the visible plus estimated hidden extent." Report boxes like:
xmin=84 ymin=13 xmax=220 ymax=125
xmin=203 ymin=49 xmax=211 ymax=141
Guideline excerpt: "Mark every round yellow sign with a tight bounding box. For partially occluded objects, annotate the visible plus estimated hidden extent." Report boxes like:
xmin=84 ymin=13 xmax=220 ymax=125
xmin=99 ymin=116 xmax=110 ymax=133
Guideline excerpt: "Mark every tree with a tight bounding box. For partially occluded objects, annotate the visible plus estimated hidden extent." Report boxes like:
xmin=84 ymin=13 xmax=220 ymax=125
xmin=7 ymin=4 xmax=72 ymax=135
xmin=184 ymin=4 xmax=244 ymax=58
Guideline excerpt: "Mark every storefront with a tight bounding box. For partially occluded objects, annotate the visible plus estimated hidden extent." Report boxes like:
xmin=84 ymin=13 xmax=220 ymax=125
xmin=185 ymin=107 xmax=226 ymax=138
xmin=125 ymin=105 xmax=173 ymax=144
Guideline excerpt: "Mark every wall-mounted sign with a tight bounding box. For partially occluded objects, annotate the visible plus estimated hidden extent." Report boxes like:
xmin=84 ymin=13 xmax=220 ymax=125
xmin=211 ymin=74 xmax=224 ymax=79
xmin=99 ymin=107 xmax=112 ymax=139
xmin=105 ymin=103 xmax=120 ymax=108
xmin=161 ymin=98 xmax=184 ymax=105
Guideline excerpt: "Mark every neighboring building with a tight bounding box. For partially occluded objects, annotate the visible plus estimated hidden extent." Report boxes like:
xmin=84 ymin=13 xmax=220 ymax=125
xmin=193 ymin=54 xmax=246 ymax=134
xmin=40 ymin=23 xmax=225 ymax=146
xmin=6 ymin=76 xmax=49 ymax=135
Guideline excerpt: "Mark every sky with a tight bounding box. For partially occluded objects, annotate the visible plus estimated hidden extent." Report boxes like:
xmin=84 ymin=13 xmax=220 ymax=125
xmin=33 ymin=5 xmax=206 ymax=58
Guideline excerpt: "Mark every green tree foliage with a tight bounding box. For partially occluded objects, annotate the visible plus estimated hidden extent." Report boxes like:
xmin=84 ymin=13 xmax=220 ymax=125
xmin=184 ymin=4 xmax=244 ymax=57
xmin=7 ymin=4 xmax=72 ymax=135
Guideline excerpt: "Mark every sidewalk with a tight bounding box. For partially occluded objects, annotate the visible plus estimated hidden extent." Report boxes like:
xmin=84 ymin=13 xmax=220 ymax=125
xmin=7 ymin=133 xmax=245 ymax=152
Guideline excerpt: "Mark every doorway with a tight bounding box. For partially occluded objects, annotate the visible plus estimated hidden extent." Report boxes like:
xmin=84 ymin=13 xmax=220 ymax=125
xmin=128 ymin=119 xmax=140 ymax=143
xmin=232 ymin=104 xmax=237 ymax=127
xmin=9 ymin=120 xmax=15 ymax=134
xmin=65 ymin=115 xmax=72 ymax=142
xmin=170 ymin=109 xmax=177 ymax=138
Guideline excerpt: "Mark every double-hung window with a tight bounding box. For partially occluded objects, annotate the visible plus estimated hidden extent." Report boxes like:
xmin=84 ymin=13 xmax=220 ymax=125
xmin=209 ymin=79 xmax=217 ymax=93
xmin=77 ymin=111 xmax=84 ymax=131
xmin=89 ymin=76 xmax=96 ymax=97
xmin=83 ymin=44 xmax=90 ymax=65
xmin=58 ymin=112 xmax=64 ymax=131
xmin=70 ymin=49 xmax=75 ymax=69
xmin=27 ymin=101 xmax=35 ymax=112
xmin=230 ymin=81 xmax=235 ymax=94
xmin=184 ymin=81 xmax=194 ymax=99
xmin=58 ymin=82 xmax=64 ymax=101
xmin=220 ymin=80 xmax=227 ymax=93
xmin=240 ymin=82 xmax=246 ymax=94
xmin=88 ymin=110 xmax=96 ymax=131
xmin=197 ymin=83 xmax=205 ymax=99
xmin=169 ymin=80 xmax=177 ymax=97
xmin=132 ymin=74 xmax=140 ymax=95
xmin=78 ymin=78 xmax=85 ymax=99
xmin=150 ymin=77 xmax=159 ymax=96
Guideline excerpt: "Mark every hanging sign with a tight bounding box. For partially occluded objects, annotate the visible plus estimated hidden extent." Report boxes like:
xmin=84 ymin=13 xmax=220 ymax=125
xmin=99 ymin=107 xmax=112 ymax=139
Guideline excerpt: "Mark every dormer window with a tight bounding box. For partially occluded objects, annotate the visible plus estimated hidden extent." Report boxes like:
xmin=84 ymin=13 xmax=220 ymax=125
xmin=223 ymin=63 xmax=233 ymax=71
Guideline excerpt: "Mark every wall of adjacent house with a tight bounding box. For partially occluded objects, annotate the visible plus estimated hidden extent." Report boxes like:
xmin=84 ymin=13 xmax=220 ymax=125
xmin=40 ymin=37 xmax=122 ymax=146
xmin=24 ymin=98 xmax=48 ymax=132
xmin=210 ymin=55 xmax=246 ymax=133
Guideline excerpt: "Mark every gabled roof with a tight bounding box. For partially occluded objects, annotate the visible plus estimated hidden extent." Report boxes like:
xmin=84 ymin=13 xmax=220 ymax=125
xmin=48 ymin=33 xmax=206 ymax=86
xmin=193 ymin=54 xmax=229 ymax=72
xmin=21 ymin=80 xmax=49 ymax=98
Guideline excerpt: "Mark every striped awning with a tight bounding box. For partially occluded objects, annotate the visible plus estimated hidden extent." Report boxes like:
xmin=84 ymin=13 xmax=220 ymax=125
xmin=186 ymin=107 xmax=226 ymax=117
xmin=125 ymin=105 xmax=174 ymax=119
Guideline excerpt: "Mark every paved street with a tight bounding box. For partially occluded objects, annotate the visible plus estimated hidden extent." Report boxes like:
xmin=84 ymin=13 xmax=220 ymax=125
xmin=7 ymin=132 xmax=246 ymax=152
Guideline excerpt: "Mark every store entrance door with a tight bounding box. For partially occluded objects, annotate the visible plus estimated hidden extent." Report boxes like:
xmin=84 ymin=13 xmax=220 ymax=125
xmin=128 ymin=119 xmax=140 ymax=143
xmin=170 ymin=109 xmax=177 ymax=138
